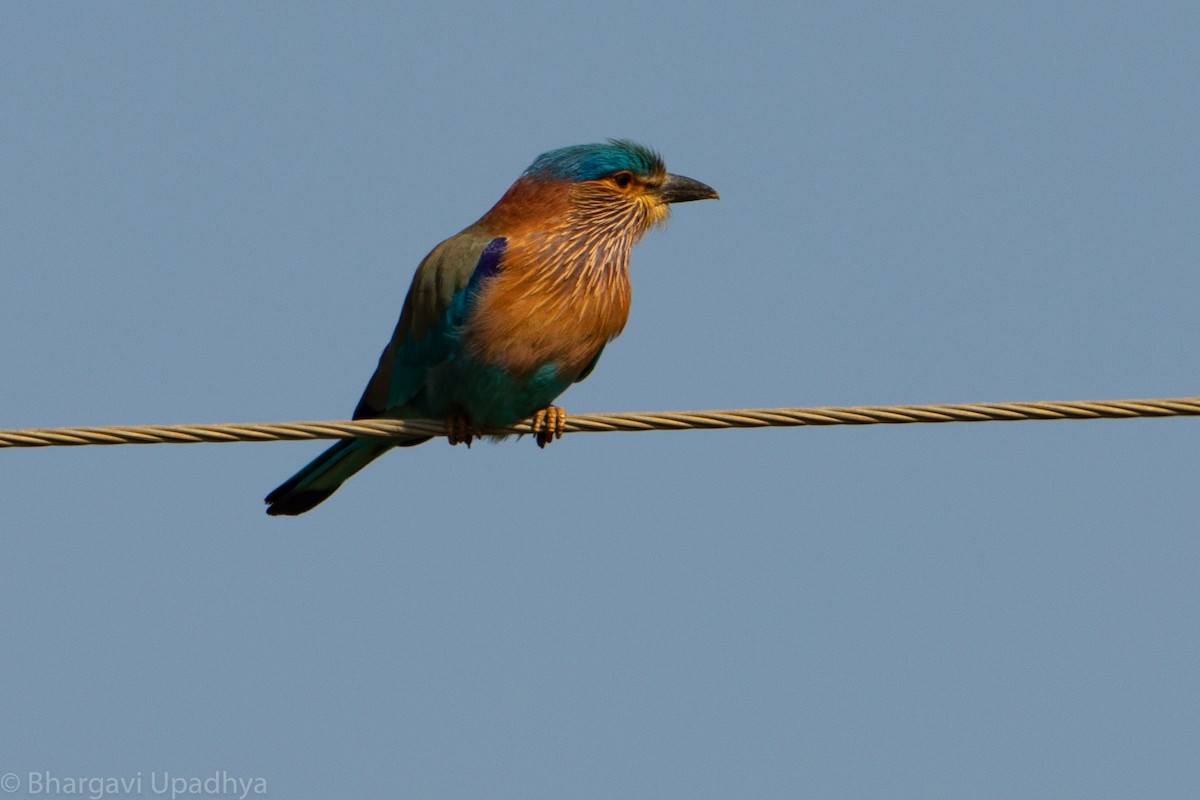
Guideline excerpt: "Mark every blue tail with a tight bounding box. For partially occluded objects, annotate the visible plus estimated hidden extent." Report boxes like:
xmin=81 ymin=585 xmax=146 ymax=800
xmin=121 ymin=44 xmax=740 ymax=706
xmin=265 ymin=439 xmax=393 ymax=516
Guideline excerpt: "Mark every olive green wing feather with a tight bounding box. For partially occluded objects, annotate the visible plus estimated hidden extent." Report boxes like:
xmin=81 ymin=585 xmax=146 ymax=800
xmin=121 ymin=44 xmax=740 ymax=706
xmin=353 ymin=229 xmax=502 ymax=419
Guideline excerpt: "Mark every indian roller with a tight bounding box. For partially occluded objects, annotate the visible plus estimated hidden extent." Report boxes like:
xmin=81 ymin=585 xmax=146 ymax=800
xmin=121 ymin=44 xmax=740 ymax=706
xmin=265 ymin=140 xmax=717 ymax=515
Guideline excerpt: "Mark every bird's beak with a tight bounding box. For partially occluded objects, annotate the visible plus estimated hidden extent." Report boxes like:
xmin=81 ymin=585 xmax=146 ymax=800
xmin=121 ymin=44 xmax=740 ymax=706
xmin=657 ymin=173 xmax=719 ymax=204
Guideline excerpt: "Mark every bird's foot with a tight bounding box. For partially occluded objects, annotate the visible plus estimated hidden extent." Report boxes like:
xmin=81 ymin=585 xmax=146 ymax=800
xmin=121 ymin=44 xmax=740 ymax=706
xmin=446 ymin=412 xmax=481 ymax=448
xmin=530 ymin=405 xmax=566 ymax=448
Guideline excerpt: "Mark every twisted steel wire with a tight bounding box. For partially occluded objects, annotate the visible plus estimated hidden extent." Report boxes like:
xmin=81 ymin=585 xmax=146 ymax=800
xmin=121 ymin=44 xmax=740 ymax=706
xmin=1 ymin=397 xmax=1197 ymax=449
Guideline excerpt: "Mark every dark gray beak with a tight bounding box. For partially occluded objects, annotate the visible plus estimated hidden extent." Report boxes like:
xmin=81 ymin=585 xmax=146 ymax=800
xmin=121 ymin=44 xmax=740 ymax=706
xmin=658 ymin=173 xmax=719 ymax=204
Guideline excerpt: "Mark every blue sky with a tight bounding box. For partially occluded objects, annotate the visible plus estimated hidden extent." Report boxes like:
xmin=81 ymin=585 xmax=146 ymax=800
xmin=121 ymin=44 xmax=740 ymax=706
xmin=2 ymin=3 xmax=1198 ymax=798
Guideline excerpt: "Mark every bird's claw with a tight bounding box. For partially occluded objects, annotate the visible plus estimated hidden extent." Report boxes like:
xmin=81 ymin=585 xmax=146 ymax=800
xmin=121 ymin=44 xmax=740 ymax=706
xmin=530 ymin=405 xmax=565 ymax=448
xmin=446 ymin=412 xmax=481 ymax=447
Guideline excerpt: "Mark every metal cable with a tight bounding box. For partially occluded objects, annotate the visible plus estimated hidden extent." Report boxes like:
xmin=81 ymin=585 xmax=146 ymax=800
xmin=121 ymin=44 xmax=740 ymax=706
xmin=1 ymin=397 xmax=1196 ymax=449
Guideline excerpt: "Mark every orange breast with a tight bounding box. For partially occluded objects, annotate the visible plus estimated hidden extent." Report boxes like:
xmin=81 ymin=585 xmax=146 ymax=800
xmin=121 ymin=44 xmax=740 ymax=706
xmin=463 ymin=236 xmax=632 ymax=379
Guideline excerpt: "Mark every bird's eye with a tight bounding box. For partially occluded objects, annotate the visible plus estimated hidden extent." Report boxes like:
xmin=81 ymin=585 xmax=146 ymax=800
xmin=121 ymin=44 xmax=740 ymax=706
xmin=611 ymin=171 xmax=634 ymax=189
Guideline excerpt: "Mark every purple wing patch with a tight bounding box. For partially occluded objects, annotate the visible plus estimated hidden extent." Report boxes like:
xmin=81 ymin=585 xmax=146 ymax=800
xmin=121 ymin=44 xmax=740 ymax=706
xmin=469 ymin=237 xmax=507 ymax=288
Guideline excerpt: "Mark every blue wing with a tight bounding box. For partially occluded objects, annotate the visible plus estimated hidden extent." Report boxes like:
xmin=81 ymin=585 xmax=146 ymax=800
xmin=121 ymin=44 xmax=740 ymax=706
xmin=353 ymin=232 xmax=506 ymax=419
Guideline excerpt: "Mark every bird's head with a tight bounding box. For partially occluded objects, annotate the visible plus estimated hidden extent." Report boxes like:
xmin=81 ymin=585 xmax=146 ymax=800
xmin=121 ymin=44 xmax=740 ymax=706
xmin=523 ymin=139 xmax=718 ymax=236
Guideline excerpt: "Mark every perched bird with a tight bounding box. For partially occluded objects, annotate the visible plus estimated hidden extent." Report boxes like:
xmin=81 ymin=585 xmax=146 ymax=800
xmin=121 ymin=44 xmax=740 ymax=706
xmin=265 ymin=140 xmax=717 ymax=515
